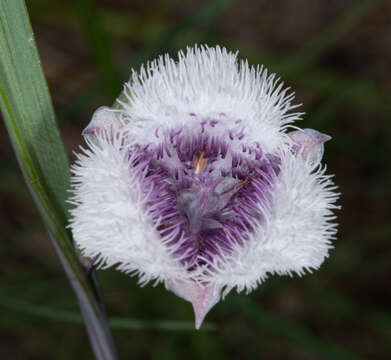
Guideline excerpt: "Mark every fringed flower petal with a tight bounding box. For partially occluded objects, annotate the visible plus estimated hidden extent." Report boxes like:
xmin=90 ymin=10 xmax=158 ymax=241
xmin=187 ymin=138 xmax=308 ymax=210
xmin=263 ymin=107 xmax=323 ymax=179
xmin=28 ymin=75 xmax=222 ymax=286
xmin=69 ymin=45 xmax=340 ymax=329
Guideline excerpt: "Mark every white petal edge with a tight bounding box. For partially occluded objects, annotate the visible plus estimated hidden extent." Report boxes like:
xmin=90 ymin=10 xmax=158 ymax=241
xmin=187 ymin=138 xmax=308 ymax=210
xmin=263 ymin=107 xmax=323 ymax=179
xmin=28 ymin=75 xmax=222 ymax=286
xmin=200 ymin=149 xmax=340 ymax=295
xmin=117 ymin=45 xmax=302 ymax=154
xmin=68 ymin=134 xmax=190 ymax=285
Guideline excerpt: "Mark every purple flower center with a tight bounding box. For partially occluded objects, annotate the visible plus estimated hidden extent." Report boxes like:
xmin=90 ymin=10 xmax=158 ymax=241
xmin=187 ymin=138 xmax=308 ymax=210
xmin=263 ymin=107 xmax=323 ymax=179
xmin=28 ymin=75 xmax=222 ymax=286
xmin=131 ymin=120 xmax=279 ymax=268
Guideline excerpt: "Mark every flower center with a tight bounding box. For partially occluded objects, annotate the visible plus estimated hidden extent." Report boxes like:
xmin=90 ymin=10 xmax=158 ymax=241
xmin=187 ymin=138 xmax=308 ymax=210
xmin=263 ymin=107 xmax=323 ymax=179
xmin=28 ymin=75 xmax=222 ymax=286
xmin=131 ymin=120 xmax=279 ymax=268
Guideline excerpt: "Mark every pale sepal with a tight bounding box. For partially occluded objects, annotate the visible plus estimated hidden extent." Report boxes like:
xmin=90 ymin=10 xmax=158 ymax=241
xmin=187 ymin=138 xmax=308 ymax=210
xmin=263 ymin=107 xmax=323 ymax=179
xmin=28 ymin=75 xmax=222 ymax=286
xmin=82 ymin=106 xmax=123 ymax=141
xmin=288 ymin=128 xmax=331 ymax=164
xmin=166 ymin=280 xmax=221 ymax=329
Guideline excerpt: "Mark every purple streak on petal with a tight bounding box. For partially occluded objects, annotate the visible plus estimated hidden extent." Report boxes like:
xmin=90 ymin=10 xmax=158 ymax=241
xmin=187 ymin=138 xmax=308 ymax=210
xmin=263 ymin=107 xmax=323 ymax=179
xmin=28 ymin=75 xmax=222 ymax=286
xmin=130 ymin=120 xmax=278 ymax=269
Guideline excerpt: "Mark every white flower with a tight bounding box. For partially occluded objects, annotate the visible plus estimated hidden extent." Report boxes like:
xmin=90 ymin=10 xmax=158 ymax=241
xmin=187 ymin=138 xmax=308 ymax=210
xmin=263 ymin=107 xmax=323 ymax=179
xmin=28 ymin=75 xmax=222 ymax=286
xmin=69 ymin=46 xmax=340 ymax=329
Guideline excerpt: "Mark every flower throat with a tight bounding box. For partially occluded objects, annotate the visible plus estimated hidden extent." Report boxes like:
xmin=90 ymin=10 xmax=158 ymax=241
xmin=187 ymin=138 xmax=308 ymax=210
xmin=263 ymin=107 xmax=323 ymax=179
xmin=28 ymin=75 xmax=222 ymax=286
xmin=131 ymin=120 xmax=279 ymax=268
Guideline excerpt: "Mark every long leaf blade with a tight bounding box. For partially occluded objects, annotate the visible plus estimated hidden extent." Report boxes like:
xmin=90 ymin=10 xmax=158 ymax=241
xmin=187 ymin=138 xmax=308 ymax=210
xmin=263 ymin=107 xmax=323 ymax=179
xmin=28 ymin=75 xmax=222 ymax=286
xmin=0 ymin=1 xmax=118 ymax=359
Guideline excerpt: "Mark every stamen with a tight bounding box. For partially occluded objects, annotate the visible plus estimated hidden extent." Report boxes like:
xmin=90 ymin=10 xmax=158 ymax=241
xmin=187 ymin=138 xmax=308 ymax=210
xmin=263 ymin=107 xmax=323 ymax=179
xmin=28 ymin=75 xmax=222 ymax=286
xmin=192 ymin=151 xmax=207 ymax=174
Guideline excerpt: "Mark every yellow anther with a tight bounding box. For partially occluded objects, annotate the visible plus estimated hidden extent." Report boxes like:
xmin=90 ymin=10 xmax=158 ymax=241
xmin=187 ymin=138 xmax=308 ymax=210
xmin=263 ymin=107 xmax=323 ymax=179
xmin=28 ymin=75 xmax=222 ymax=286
xmin=192 ymin=151 xmax=207 ymax=174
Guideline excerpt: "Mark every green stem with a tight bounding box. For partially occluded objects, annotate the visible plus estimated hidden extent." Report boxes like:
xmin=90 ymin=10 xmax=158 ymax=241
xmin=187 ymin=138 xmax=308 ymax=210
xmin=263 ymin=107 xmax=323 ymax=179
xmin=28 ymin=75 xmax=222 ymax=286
xmin=0 ymin=1 xmax=117 ymax=358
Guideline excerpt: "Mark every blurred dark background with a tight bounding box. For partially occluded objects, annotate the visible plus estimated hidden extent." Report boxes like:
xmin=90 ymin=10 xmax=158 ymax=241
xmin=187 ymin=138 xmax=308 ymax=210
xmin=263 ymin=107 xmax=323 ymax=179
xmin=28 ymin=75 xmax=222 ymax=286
xmin=1 ymin=0 xmax=391 ymax=359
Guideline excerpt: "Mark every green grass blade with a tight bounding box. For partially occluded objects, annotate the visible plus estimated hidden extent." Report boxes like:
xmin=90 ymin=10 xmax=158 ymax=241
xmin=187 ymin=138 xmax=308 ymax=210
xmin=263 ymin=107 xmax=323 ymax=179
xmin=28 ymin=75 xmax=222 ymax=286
xmin=0 ymin=9 xmax=69 ymax=217
xmin=0 ymin=1 xmax=117 ymax=359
